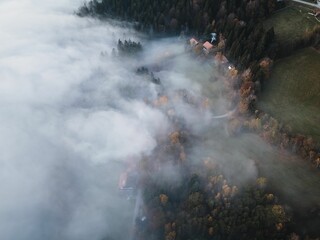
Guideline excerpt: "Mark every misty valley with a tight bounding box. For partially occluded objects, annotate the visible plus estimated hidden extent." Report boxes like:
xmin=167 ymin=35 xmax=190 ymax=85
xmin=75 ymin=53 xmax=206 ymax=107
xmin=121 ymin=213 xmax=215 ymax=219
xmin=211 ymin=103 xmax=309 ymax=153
xmin=102 ymin=38 xmax=320 ymax=239
xmin=0 ymin=0 xmax=319 ymax=240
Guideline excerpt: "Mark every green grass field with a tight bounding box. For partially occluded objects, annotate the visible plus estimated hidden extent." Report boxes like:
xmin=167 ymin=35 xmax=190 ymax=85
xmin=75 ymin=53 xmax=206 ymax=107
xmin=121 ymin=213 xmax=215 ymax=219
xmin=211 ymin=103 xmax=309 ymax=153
xmin=258 ymin=47 xmax=320 ymax=142
xmin=264 ymin=6 xmax=319 ymax=44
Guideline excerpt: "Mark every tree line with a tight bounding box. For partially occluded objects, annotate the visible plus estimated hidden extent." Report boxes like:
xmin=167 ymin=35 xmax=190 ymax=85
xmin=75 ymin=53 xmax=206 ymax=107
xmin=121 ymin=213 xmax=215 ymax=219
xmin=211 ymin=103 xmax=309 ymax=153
xmin=78 ymin=0 xmax=280 ymax=69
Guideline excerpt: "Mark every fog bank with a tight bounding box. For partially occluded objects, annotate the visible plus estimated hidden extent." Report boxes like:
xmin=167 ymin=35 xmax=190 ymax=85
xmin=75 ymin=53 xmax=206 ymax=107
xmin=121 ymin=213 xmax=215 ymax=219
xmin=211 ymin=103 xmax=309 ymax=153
xmin=0 ymin=1 xmax=168 ymax=239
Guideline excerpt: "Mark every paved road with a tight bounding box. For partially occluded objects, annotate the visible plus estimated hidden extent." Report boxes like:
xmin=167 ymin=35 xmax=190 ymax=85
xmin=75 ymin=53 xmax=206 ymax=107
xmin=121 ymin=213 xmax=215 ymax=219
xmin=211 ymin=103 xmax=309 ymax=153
xmin=291 ymin=0 xmax=320 ymax=9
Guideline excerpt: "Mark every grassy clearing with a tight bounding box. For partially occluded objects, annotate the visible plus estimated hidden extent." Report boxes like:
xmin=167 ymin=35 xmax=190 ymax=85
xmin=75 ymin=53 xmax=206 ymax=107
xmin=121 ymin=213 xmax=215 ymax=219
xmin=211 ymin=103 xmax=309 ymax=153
xmin=264 ymin=6 xmax=319 ymax=44
xmin=258 ymin=47 xmax=320 ymax=142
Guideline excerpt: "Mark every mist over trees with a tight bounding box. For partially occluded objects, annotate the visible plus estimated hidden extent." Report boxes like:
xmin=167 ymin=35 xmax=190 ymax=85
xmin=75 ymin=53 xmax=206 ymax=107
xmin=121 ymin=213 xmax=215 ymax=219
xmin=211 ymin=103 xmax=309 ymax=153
xmin=79 ymin=0 xmax=278 ymax=71
xmin=117 ymin=39 xmax=143 ymax=56
xmin=76 ymin=1 xmax=320 ymax=239
xmin=139 ymin=165 xmax=290 ymax=240
xmin=1 ymin=0 xmax=319 ymax=239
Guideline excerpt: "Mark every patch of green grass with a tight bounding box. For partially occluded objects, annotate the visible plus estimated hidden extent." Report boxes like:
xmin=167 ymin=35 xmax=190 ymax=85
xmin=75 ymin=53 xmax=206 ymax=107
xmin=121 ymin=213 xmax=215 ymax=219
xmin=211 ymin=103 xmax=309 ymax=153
xmin=264 ymin=6 xmax=318 ymax=44
xmin=258 ymin=47 xmax=320 ymax=142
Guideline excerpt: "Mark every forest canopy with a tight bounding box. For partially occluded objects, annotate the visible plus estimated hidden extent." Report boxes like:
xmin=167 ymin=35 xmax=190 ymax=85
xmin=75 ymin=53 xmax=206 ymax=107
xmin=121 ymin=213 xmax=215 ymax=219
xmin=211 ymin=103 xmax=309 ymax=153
xmin=78 ymin=0 xmax=278 ymax=70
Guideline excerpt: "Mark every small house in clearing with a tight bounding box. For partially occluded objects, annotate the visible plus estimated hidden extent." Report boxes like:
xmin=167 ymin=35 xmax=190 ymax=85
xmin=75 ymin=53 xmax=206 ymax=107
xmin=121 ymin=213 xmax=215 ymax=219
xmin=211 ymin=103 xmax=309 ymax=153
xmin=203 ymin=41 xmax=214 ymax=54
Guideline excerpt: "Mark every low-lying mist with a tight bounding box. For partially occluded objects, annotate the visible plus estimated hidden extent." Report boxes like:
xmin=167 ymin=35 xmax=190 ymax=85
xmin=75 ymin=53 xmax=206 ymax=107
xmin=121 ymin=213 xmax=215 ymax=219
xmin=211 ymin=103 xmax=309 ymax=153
xmin=0 ymin=1 xmax=165 ymax=239
xmin=1 ymin=0 xmax=320 ymax=240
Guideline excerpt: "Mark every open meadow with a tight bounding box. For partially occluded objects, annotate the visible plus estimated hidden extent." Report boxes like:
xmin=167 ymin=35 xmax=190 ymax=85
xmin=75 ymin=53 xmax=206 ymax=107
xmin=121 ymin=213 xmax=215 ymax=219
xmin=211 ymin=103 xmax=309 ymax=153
xmin=264 ymin=5 xmax=319 ymax=44
xmin=258 ymin=47 xmax=320 ymax=142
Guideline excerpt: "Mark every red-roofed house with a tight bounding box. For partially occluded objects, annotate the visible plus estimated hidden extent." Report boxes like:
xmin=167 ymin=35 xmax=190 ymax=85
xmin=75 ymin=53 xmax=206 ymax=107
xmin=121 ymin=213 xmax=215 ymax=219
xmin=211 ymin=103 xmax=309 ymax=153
xmin=203 ymin=41 xmax=213 ymax=54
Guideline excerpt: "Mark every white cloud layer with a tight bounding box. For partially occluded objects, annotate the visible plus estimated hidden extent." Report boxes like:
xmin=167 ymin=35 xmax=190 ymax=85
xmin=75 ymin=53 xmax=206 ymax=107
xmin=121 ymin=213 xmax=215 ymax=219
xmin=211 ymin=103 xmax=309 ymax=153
xmin=0 ymin=1 xmax=168 ymax=239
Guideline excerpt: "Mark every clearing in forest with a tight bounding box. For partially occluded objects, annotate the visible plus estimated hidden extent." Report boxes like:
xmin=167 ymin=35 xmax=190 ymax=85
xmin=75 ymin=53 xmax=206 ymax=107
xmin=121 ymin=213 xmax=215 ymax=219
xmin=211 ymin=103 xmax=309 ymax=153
xmin=264 ymin=6 xmax=318 ymax=44
xmin=258 ymin=47 xmax=320 ymax=142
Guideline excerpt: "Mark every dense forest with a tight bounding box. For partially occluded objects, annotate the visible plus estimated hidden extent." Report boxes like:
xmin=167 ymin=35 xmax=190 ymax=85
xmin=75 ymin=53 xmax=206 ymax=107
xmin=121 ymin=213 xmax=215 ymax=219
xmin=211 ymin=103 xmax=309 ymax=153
xmin=78 ymin=0 xmax=319 ymax=84
xmin=131 ymin=88 xmax=293 ymax=240
xmin=78 ymin=0 xmax=278 ymax=33
xmin=78 ymin=0 xmax=279 ymax=69
xmin=137 ymin=128 xmax=291 ymax=240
